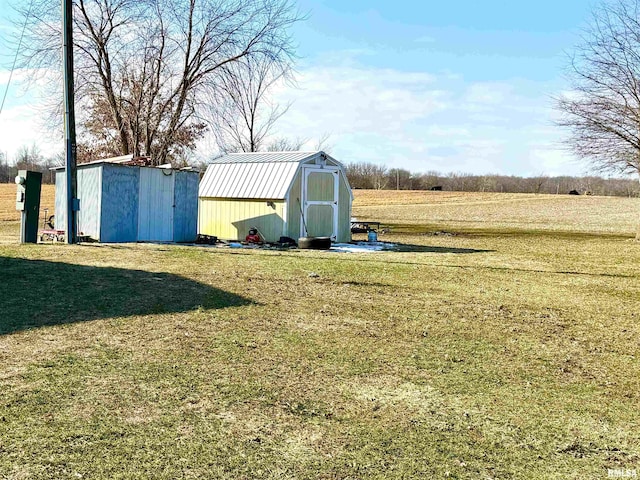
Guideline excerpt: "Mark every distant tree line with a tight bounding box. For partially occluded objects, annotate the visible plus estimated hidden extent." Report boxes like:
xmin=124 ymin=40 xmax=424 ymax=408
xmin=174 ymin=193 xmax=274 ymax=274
xmin=0 ymin=147 xmax=62 ymax=185
xmin=2 ymin=149 xmax=638 ymax=197
xmin=345 ymin=162 xmax=640 ymax=197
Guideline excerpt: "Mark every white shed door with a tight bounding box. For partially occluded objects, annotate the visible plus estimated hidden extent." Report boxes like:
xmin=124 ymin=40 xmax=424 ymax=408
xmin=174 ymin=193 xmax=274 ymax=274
xmin=138 ymin=168 xmax=174 ymax=241
xmin=302 ymin=168 xmax=338 ymax=240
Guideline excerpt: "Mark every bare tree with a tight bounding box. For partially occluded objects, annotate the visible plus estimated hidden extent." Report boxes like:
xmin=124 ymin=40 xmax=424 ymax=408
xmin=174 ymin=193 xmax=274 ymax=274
xmin=387 ymin=168 xmax=413 ymax=190
xmin=263 ymin=133 xmax=332 ymax=152
xmin=266 ymin=136 xmax=306 ymax=151
xmin=556 ymin=0 xmax=640 ymax=180
xmin=14 ymin=144 xmax=43 ymax=169
xmin=14 ymin=0 xmax=301 ymax=164
xmin=209 ymin=53 xmax=291 ymax=153
xmin=345 ymin=162 xmax=388 ymax=189
xmin=313 ymin=132 xmax=333 ymax=153
xmin=526 ymin=173 xmax=549 ymax=194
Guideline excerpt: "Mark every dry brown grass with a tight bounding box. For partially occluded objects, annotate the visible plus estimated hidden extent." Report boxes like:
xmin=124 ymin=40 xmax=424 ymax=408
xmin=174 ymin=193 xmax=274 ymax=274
xmin=0 ymin=183 xmax=55 ymax=222
xmin=353 ymin=189 xmax=640 ymax=236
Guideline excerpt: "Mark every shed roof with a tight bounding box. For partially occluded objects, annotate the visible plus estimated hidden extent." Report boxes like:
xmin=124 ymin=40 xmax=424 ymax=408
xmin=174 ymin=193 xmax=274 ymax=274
xmin=51 ymin=154 xmax=195 ymax=172
xmin=210 ymin=151 xmax=319 ymax=164
xmin=199 ymin=151 xmax=343 ymax=199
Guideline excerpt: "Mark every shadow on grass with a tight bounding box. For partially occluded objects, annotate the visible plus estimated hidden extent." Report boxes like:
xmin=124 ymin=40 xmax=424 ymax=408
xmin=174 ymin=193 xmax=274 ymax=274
xmin=0 ymin=257 xmax=253 ymax=335
xmin=389 ymin=243 xmax=493 ymax=254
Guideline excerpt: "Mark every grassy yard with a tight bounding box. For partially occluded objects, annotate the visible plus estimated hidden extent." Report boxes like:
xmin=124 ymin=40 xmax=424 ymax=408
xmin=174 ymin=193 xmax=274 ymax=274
xmin=0 ymin=188 xmax=639 ymax=479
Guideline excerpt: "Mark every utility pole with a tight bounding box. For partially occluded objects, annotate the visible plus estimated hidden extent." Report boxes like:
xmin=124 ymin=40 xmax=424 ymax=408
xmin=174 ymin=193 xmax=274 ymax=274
xmin=63 ymin=0 xmax=77 ymax=244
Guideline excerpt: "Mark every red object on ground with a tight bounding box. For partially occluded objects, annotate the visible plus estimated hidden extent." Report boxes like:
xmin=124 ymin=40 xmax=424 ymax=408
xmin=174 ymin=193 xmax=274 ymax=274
xmin=245 ymin=233 xmax=261 ymax=243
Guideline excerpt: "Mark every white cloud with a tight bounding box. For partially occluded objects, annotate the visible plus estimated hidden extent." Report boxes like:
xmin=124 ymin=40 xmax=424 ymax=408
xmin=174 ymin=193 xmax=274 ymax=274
xmin=265 ymin=59 xmax=578 ymax=176
xmin=0 ymin=103 xmax=60 ymax=161
xmin=272 ymin=65 xmax=445 ymax=138
xmin=0 ymin=57 xmax=581 ymax=176
xmin=525 ymin=144 xmax=584 ymax=177
xmin=463 ymin=83 xmax=510 ymax=105
xmin=0 ymin=67 xmax=64 ymax=161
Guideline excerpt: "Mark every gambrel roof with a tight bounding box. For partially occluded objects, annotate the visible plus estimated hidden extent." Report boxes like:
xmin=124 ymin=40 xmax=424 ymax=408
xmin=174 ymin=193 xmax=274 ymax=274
xmin=199 ymin=151 xmax=345 ymax=199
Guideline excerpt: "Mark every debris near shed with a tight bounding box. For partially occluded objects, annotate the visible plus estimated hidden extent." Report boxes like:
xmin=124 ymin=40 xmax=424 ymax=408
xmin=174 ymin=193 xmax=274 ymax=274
xmin=196 ymin=234 xmax=218 ymax=245
xmin=119 ymin=156 xmax=154 ymax=167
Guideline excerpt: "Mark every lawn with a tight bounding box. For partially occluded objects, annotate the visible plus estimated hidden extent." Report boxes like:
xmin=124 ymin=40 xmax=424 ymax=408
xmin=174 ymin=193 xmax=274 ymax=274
xmin=0 ymin=187 xmax=639 ymax=479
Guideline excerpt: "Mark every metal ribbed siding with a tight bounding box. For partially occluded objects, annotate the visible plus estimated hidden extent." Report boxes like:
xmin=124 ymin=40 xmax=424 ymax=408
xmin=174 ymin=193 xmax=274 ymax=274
xmin=54 ymin=163 xmax=198 ymax=242
xmin=198 ymin=198 xmax=286 ymax=241
xmin=174 ymin=171 xmax=199 ymax=242
xmin=54 ymin=170 xmax=66 ymax=230
xmin=101 ymin=164 xmax=139 ymax=242
xmin=77 ymin=166 xmax=102 ymax=239
xmin=214 ymin=151 xmax=318 ymax=164
xmin=138 ymin=167 xmax=174 ymax=241
xmin=55 ymin=166 xmax=102 ymax=237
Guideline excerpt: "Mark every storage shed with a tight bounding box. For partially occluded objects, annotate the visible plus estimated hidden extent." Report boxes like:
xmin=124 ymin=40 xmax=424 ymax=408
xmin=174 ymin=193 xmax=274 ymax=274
xmin=54 ymin=158 xmax=199 ymax=242
xmin=199 ymin=151 xmax=353 ymax=243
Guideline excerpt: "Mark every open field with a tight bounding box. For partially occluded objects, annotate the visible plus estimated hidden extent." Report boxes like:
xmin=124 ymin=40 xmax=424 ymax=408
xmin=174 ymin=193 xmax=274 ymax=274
xmin=353 ymin=190 xmax=639 ymax=236
xmin=1 ymin=188 xmax=639 ymax=479
xmin=0 ymin=184 xmax=55 ymax=222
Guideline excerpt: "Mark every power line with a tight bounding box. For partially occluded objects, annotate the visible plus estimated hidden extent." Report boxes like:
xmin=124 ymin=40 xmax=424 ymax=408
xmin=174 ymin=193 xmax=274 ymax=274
xmin=0 ymin=0 xmax=35 ymax=116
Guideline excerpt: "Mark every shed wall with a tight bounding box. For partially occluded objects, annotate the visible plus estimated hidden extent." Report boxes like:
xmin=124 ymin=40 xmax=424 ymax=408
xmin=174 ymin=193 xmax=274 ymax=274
xmin=337 ymin=176 xmax=352 ymax=243
xmin=54 ymin=171 xmax=65 ymax=230
xmin=138 ymin=168 xmax=175 ymax=241
xmin=173 ymin=171 xmax=199 ymax=242
xmin=77 ymin=166 xmax=102 ymax=239
xmin=100 ymin=164 xmax=139 ymax=242
xmin=286 ymin=171 xmax=302 ymax=239
xmin=199 ymin=198 xmax=285 ymax=242
xmin=54 ymin=167 xmax=102 ymax=238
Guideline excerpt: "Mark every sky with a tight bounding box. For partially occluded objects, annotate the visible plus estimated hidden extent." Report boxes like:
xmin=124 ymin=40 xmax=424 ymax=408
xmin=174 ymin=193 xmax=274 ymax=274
xmin=0 ymin=0 xmax=605 ymax=176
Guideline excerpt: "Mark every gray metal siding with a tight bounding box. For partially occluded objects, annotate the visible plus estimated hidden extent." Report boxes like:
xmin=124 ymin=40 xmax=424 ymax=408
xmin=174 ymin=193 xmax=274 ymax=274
xmin=76 ymin=166 xmax=102 ymax=240
xmin=54 ymin=163 xmax=198 ymax=243
xmin=54 ymin=171 xmax=66 ymax=230
xmin=54 ymin=167 xmax=102 ymax=237
xmin=100 ymin=164 xmax=140 ymax=242
xmin=173 ymin=171 xmax=199 ymax=242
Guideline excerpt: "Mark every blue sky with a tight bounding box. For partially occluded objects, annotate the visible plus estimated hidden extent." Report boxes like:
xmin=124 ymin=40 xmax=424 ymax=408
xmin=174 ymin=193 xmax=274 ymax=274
xmin=0 ymin=0 xmax=605 ymax=176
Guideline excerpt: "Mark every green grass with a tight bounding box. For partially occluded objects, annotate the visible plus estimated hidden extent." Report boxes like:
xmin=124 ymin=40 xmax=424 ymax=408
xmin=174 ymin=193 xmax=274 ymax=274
xmin=1 ymin=194 xmax=640 ymax=479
